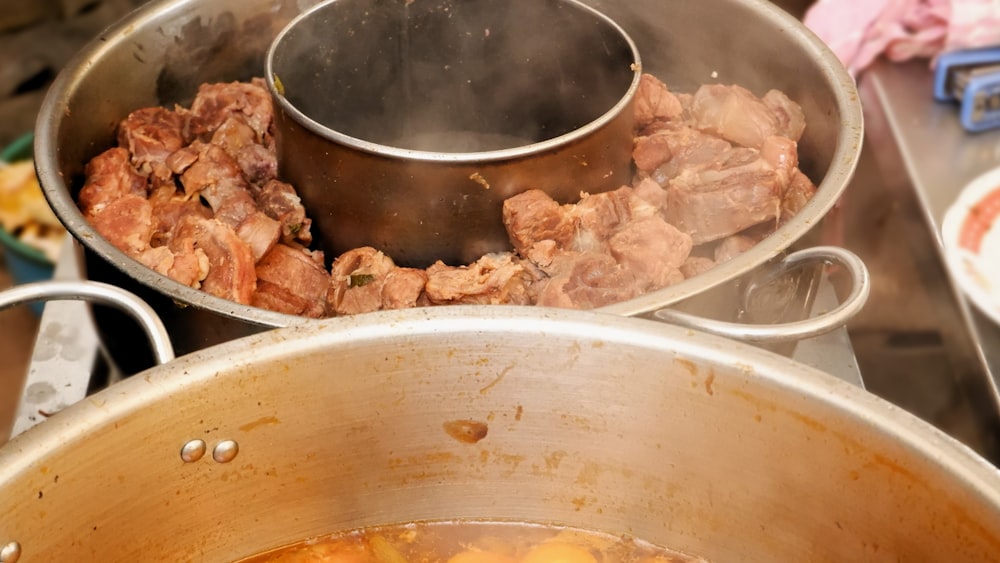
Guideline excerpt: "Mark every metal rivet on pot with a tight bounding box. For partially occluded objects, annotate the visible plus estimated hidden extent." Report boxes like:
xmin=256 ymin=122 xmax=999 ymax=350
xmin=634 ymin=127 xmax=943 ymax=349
xmin=212 ymin=440 xmax=239 ymax=463
xmin=1 ymin=541 xmax=22 ymax=563
xmin=180 ymin=439 xmax=207 ymax=463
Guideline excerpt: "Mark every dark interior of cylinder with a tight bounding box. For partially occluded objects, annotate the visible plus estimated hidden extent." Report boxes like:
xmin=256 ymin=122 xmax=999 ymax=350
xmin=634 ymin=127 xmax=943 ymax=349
xmin=272 ymin=0 xmax=637 ymax=152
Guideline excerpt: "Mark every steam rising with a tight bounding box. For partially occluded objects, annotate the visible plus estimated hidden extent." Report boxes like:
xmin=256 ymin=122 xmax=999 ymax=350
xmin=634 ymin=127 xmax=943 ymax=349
xmin=273 ymin=0 xmax=637 ymax=153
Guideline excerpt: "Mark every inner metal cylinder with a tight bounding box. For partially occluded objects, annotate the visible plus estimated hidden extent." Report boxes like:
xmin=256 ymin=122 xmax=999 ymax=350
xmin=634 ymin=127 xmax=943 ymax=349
xmin=267 ymin=0 xmax=641 ymax=267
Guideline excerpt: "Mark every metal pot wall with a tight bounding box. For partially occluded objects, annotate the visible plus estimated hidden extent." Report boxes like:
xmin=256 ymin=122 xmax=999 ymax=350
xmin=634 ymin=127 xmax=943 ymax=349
xmin=1 ymin=302 xmax=999 ymax=562
xmin=33 ymin=0 xmax=865 ymax=365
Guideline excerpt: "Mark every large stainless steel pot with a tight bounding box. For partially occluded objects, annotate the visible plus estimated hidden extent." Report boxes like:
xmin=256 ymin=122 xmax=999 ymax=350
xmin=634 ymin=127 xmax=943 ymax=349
xmin=34 ymin=0 xmax=865 ymax=364
xmin=1 ymin=298 xmax=999 ymax=562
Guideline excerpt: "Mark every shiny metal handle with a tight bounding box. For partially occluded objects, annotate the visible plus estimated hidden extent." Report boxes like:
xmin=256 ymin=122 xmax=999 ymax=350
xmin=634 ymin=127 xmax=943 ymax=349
xmin=653 ymin=246 xmax=871 ymax=343
xmin=0 ymin=280 xmax=174 ymax=364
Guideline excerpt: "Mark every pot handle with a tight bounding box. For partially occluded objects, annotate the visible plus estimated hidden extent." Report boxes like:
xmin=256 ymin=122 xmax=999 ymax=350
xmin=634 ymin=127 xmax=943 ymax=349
xmin=652 ymin=246 xmax=870 ymax=343
xmin=0 ymin=280 xmax=175 ymax=364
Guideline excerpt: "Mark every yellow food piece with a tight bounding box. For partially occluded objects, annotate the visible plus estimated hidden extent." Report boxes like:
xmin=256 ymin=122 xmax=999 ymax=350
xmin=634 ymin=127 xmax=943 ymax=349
xmin=369 ymin=534 xmax=409 ymax=563
xmin=0 ymin=159 xmax=65 ymax=261
xmin=448 ymin=549 xmax=517 ymax=563
xmin=520 ymin=542 xmax=598 ymax=563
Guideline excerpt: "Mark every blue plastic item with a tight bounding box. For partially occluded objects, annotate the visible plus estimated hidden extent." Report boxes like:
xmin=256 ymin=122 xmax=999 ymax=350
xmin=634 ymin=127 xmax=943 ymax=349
xmin=933 ymin=46 xmax=1000 ymax=101
xmin=933 ymin=46 xmax=1000 ymax=132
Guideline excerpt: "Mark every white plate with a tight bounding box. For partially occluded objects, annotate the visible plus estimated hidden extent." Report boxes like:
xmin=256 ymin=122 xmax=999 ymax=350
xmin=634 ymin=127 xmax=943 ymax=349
xmin=941 ymin=167 xmax=1000 ymax=326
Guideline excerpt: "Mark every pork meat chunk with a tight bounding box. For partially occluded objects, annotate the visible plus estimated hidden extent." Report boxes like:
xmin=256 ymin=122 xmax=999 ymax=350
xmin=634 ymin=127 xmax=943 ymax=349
xmin=187 ymin=79 xmax=273 ymax=141
xmin=181 ymin=143 xmax=280 ymax=260
xmin=763 ymin=89 xmax=807 ymax=142
xmin=664 ymin=148 xmax=786 ymax=244
xmin=117 ymin=107 xmax=188 ymax=180
xmin=608 ymin=217 xmax=691 ymax=290
xmin=253 ymin=244 xmax=330 ymax=317
xmin=257 ymin=179 xmax=313 ymax=245
xmin=328 ymin=247 xmax=427 ymax=315
xmin=502 ymin=189 xmax=575 ymax=255
xmin=171 ymin=214 xmax=257 ymax=304
xmin=87 ymin=194 xmax=154 ymax=256
xmin=210 ymin=116 xmax=278 ymax=187
xmin=424 ymin=252 xmax=531 ymax=306
xmin=782 ymin=168 xmax=818 ymax=222
xmin=680 ymin=255 xmax=716 ymax=279
xmin=571 ymin=187 xmax=658 ymax=241
xmin=631 ymin=177 xmax=669 ymax=214
xmin=532 ymin=252 xmax=642 ymax=309
xmin=647 ymin=126 xmax=734 ymax=184
xmin=690 ymin=84 xmax=805 ymax=149
xmin=78 ymin=148 xmax=148 ymax=217
xmin=633 ymin=73 xmax=684 ymax=131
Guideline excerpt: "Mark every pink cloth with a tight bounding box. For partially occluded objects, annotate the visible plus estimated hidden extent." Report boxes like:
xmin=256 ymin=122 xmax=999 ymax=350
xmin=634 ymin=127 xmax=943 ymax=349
xmin=804 ymin=0 xmax=1000 ymax=76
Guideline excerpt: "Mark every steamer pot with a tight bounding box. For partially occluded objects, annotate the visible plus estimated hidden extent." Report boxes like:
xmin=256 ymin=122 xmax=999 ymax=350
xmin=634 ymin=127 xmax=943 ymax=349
xmin=0 ymin=291 xmax=999 ymax=562
xmin=33 ymin=0 xmax=866 ymax=364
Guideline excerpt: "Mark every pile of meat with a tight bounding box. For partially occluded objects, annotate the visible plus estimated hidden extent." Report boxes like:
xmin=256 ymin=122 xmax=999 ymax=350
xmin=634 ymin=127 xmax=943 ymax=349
xmin=76 ymin=74 xmax=815 ymax=317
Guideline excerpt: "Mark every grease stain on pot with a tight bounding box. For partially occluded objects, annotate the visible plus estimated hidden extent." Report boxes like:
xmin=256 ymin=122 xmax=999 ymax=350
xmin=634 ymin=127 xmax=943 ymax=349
xmin=238 ymin=416 xmax=281 ymax=432
xmin=705 ymin=370 xmax=716 ymax=396
xmin=674 ymin=358 xmax=698 ymax=377
xmin=443 ymin=419 xmax=488 ymax=444
xmin=478 ymin=365 xmax=513 ymax=395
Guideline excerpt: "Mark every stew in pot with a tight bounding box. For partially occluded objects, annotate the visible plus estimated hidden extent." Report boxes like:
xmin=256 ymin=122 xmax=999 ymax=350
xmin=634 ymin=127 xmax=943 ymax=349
xmin=236 ymin=520 xmax=707 ymax=563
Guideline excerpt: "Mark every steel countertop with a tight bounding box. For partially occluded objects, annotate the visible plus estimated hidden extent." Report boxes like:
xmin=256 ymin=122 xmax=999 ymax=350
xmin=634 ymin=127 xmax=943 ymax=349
xmin=861 ymin=58 xmax=1000 ymax=412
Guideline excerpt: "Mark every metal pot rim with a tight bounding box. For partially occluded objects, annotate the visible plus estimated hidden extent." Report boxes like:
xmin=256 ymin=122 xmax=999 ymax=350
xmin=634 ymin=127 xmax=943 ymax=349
xmin=264 ymin=0 xmax=643 ymax=163
xmin=33 ymin=0 xmax=864 ymax=327
xmin=1 ymin=305 xmax=997 ymax=509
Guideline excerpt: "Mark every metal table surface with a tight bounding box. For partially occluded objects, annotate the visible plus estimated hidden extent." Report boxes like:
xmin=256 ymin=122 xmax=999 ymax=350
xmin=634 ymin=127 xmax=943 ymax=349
xmin=861 ymin=59 xmax=1000 ymax=416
